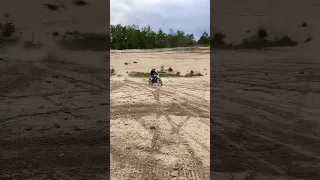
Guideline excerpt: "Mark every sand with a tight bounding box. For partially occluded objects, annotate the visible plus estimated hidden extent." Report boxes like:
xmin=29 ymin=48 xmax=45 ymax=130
xmin=211 ymin=0 xmax=320 ymax=179
xmin=110 ymin=47 xmax=210 ymax=179
xmin=0 ymin=0 xmax=110 ymax=179
xmin=2 ymin=0 xmax=320 ymax=179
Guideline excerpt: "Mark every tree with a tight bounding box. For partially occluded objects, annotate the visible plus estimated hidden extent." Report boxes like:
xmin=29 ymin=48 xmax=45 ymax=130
xmin=109 ymin=24 xmax=200 ymax=50
xmin=197 ymin=31 xmax=210 ymax=45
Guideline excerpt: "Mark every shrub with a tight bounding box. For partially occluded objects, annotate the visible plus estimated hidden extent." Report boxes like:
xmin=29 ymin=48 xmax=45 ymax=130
xmin=44 ymin=4 xmax=61 ymax=11
xmin=54 ymin=31 xmax=109 ymax=51
xmin=52 ymin=31 xmax=59 ymax=36
xmin=304 ymin=36 xmax=312 ymax=43
xmin=73 ymin=0 xmax=89 ymax=6
xmin=185 ymin=71 xmax=203 ymax=77
xmin=211 ymin=32 xmax=227 ymax=48
xmin=258 ymin=28 xmax=268 ymax=39
xmin=273 ymin=36 xmax=298 ymax=46
xmin=160 ymin=65 xmax=165 ymax=72
xmin=301 ymin=22 xmax=308 ymax=27
xmin=0 ymin=21 xmax=16 ymax=37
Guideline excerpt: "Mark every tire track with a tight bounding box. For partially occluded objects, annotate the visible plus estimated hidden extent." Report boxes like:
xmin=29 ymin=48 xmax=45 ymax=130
xmin=110 ymin=78 xmax=210 ymax=179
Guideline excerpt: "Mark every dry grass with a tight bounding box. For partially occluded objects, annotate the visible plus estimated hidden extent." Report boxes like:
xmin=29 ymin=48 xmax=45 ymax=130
xmin=40 ymin=52 xmax=74 ymax=64
xmin=23 ymin=41 xmax=44 ymax=49
xmin=54 ymin=31 xmax=109 ymax=51
xmin=129 ymin=71 xmax=202 ymax=78
xmin=44 ymin=4 xmax=64 ymax=11
xmin=73 ymin=0 xmax=89 ymax=6
xmin=212 ymin=28 xmax=299 ymax=50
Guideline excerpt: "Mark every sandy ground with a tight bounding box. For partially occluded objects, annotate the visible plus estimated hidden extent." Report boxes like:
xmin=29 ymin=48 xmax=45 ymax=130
xmin=0 ymin=57 xmax=109 ymax=179
xmin=110 ymin=48 xmax=210 ymax=179
xmin=2 ymin=0 xmax=320 ymax=179
xmin=211 ymin=0 xmax=320 ymax=179
xmin=211 ymin=50 xmax=320 ymax=180
xmin=0 ymin=0 xmax=110 ymax=179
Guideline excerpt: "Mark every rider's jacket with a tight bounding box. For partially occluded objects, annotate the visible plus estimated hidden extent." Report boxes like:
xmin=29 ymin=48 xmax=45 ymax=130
xmin=150 ymin=70 xmax=158 ymax=76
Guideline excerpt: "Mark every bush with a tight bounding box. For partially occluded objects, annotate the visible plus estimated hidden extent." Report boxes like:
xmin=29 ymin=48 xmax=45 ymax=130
xmin=211 ymin=32 xmax=226 ymax=48
xmin=0 ymin=21 xmax=16 ymax=37
xmin=168 ymin=67 xmax=173 ymax=72
xmin=258 ymin=28 xmax=268 ymax=39
xmin=73 ymin=0 xmax=89 ymax=6
xmin=52 ymin=31 xmax=59 ymax=36
xmin=44 ymin=4 xmax=61 ymax=11
xmin=185 ymin=71 xmax=203 ymax=77
xmin=41 ymin=52 xmax=74 ymax=64
xmin=301 ymin=22 xmax=308 ymax=27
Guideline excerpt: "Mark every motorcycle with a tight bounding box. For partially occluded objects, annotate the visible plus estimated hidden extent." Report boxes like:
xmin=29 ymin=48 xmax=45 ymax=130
xmin=148 ymin=75 xmax=162 ymax=86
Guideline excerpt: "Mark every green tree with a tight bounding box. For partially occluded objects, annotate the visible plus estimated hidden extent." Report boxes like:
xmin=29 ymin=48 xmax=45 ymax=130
xmin=197 ymin=31 xmax=210 ymax=45
xmin=109 ymin=24 xmax=201 ymax=50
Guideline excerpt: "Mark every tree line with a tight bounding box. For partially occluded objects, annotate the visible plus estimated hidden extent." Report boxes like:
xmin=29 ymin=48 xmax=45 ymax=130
xmin=110 ymin=24 xmax=210 ymax=50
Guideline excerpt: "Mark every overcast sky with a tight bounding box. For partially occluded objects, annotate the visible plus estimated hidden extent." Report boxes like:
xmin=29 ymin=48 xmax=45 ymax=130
xmin=110 ymin=0 xmax=210 ymax=39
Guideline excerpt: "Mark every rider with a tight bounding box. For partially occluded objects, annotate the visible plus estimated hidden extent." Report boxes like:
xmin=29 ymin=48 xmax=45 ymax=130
xmin=150 ymin=68 xmax=158 ymax=82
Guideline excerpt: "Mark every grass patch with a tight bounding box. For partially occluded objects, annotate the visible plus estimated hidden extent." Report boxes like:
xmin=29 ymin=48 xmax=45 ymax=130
xmin=232 ymin=36 xmax=298 ymax=49
xmin=73 ymin=0 xmax=89 ymax=6
xmin=53 ymin=31 xmax=109 ymax=51
xmin=40 ymin=52 xmax=74 ymax=64
xmin=52 ymin=31 xmax=59 ymax=36
xmin=0 ymin=37 xmax=18 ymax=47
xmin=44 ymin=4 xmax=64 ymax=11
xmin=185 ymin=72 xmax=203 ymax=77
xmin=129 ymin=71 xmax=202 ymax=78
xmin=23 ymin=41 xmax=44 ymax=49
xmin=300 ymin=22 xmax=308 ymax=27
xmin=129 ymin=72 xmax=180 ymax=78
xmin=212 ymin=28 xmax=298 ymax=50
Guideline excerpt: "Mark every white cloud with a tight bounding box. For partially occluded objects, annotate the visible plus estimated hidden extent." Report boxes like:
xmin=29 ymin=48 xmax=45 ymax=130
xmin=110 ymin=0 xmax=210 ymax=39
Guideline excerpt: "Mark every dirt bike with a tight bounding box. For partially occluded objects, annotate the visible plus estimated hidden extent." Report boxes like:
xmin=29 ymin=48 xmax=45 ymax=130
xmin=148 ymin=75 xmax=162 ymax=86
